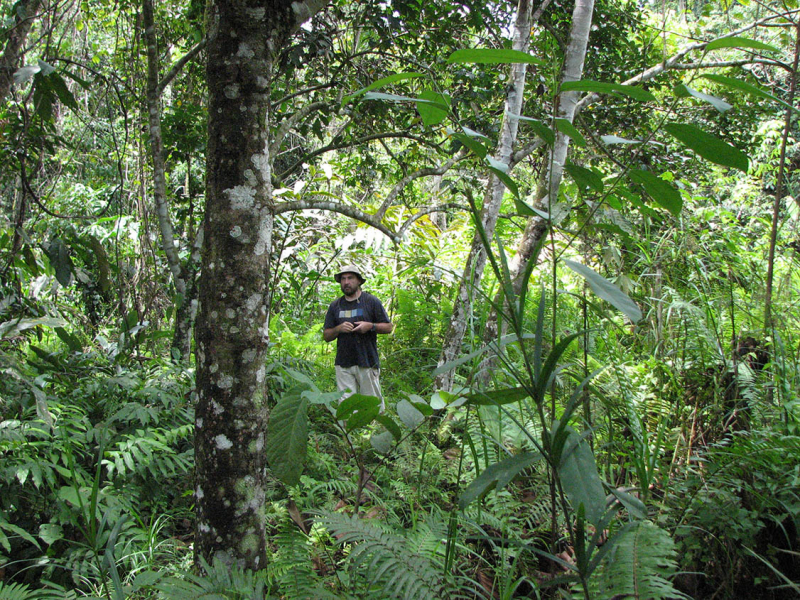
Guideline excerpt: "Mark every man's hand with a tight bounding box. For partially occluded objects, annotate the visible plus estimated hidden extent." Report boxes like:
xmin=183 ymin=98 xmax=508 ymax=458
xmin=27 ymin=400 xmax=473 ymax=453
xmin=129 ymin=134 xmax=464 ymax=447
xmin=352 ymin=321 xmax=373 ymax=334
xmin=338 ymin=321 xmax=355 ymax=334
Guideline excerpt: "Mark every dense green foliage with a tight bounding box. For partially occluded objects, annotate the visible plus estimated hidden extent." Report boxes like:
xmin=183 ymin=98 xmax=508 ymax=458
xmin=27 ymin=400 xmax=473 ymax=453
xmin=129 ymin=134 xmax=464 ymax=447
xmin=1 ymin=0 xmax=799 ymax=597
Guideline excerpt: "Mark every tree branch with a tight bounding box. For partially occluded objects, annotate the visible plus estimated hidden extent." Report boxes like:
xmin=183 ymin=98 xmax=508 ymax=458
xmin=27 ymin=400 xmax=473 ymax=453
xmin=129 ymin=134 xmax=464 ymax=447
xmin=270 ymin=101 xmax=329 ymax=156
xmin=375 ymin=151 xmax=467 ymax=221
xmin=156 ymin=37 xmax=207 ymax=96
xmin=274 ymin=198 xmax=400 ymax=241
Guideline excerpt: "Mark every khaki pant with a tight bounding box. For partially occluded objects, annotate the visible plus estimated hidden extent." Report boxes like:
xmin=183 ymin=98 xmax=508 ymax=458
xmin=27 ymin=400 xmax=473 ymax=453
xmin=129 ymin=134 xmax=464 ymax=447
xmin=335 ymin=365 xmax=384 ymax=411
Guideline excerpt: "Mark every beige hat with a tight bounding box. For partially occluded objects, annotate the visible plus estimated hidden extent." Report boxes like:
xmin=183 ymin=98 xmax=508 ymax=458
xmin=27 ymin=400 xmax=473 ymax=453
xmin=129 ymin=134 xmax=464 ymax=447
xmin=334 ymin=264 xmax=365 ymax=283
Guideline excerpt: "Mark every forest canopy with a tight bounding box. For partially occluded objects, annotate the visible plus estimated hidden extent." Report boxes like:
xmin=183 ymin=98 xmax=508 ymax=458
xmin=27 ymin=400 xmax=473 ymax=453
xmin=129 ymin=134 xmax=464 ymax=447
xmin=0 ymin=0 xmax=799 ymax=597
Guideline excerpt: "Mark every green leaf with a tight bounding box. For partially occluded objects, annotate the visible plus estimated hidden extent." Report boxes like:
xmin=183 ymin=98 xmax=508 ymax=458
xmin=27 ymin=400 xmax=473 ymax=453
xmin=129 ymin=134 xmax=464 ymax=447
xmin=564 ymin=259 xmax=642 ymax=322
xmin=447 ymin=48 xmax=544 ymax=66
xmin=452 ymin=132 xmax=488 ymax=159
xmin=674 ymin=83 xmax=732 ymax=113
xmin=344 ymin=72 xmax=425 ymax=103
xmin=375 ymin=414 xmax=402 ymax=440
xmin=510 ymin=114 xmax=555 ymax=145
xmin=370 ymin=431 xmax=394 ymax=454
xmin=363 ymin=92 xmax=448 ymax=113
xmin=266 ymin=386 xmax=309 ymax=486
xmin=601 ymin=135 xmax=641 ymax=145
xmin=566 ymin=162 xmax=604 ymax=193
xmin=459 ymin=451 xmax=542 ymax=509
xmin=55 ymin=327 xmax=82 ymax=352
xmin=39 ymin=523 xmax=63 ymax=545
xmin=44 ymin=238 xmax=74 ymax=286
xmin=49 ymin=73 xmax=80 ymax=112
xmin=396 ymin=399 xmax=424 ymax=429
xmin=560 ymin=80 xmax=656 ymax=102
xmin=664 ymin=123 xmax=749 ymax=172
xmin=706 ymin=36 xmax=780 ymax=53
xmin=558 ymin=428 xmax=606 ymax=526
xmin=417 ymin=90 xmax=450 ymax=128
xmin=488 ymin=167 xmax=519 ymax=198
xmin=702 ymin=74 xmax=797 ymax=112
xmin=554 ymin=118 xmax=586 ymax=147
xmin=607 ymin=487 xmax=647 ymax=520
xmin=336 ymin=394 xmax=381 ymax=430
xmin=464 ymin=386 xmax=530 ymax=406
xmin=627 ymin=169 xmax=682 ymax=216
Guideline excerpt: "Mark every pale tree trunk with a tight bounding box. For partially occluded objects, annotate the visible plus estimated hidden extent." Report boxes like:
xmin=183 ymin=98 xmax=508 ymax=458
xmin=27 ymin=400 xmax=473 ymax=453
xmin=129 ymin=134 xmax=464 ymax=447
xmin=434 ymin=0 xmax=534 ymax=391
xmin=0 ymin=0 xmax=42 ymax=102
xmin=475 ymin=0 xmax=595 ymax=389
xmin=143 ymin=0 xmax=203 ymax=361
xmin=195 ymin=0 xmax=325 ymax=569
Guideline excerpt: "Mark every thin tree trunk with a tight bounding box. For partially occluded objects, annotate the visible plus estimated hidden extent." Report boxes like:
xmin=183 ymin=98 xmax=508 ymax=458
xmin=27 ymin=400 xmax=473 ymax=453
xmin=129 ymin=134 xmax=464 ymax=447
xmin=474 ymin=0 xmax=595 ymax=389
xmin=143 ymin=0 xmax=202 ymax=360
xmin=434 ymin=0 xmax=534 ymax=391
xmin=195 ymin=0 xmax=325 ymax=569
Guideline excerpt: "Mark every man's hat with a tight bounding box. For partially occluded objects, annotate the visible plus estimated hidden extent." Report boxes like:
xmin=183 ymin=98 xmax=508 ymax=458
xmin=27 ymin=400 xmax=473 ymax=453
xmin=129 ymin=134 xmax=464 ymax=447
xmin=334 ymin=264 xmax=365 ymax=283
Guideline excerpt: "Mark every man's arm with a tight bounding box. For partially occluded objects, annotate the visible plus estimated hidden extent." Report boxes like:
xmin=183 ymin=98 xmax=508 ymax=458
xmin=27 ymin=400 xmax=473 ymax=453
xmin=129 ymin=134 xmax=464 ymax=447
xmin=324 ymin=320 xmax=356 ymax=342
xmin=350 ymin=321 xmax=394 ymax=334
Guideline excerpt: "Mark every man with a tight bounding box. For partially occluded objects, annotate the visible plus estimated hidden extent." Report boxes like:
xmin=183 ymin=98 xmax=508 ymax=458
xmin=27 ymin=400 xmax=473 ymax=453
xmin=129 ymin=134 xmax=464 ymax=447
xmin=323 ymin=264 xmax=393 ymax=406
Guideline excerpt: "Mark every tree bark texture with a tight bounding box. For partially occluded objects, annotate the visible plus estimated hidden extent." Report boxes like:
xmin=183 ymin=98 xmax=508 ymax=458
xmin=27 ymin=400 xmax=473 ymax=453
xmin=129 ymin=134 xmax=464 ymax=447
xmin=195 ymin=0 xmax=324 ymax=569
xmin=0 ymin=0 xmax=42 ymax=103
xmin=434 ymin=0 xmax=533 ymax=391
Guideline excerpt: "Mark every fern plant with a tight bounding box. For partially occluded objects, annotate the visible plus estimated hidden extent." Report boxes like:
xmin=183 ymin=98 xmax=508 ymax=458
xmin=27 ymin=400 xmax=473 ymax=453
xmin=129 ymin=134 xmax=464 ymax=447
xmin=320 ymin=511 xmax=449 ymax=599
xmin=590 ymin=520 xmax=687 ymax=600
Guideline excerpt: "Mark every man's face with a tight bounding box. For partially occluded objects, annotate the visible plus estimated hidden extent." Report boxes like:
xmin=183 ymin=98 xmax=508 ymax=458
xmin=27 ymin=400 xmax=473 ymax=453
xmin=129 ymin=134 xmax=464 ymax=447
xmin=339 ymin=272 xmax=361 ymax=295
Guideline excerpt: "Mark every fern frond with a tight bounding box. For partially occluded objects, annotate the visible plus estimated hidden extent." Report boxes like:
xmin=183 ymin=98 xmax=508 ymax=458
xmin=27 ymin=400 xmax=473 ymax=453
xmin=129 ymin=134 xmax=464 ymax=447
xmin=596 ymin=520 xmax=688 ymax=600
xmin=267 ymin=521 xmax=324 ymax=599
xmin=320 ymin=511 xmax=445 ymax=600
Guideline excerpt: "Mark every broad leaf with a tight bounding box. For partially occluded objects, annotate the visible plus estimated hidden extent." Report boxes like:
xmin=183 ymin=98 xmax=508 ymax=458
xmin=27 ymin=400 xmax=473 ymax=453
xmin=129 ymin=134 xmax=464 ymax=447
xmin=706 ymin=36 xmax=779 ymax=53
xmin=558 ymin=428 xmax=606 ymax=526
xmin=702 ymin=74 xmax=797 ymax=113
xmin=396 ymin=399 xmax=424 ymax=429
xmin=627 ymin=169 xmax=682 ymax=216
xmin=447 ymin=48 xmax=544 ymax=65
xmin=509 ymin=114 xmax=555 ymax=145
xmin=344 ymin=72 xmax=424 ymax=102
xmin=266 ymin=386 xmax=309 ymax=486
xmin=417 ymin=90 xmax=450 ymax=128
xmin=336 ymin=394 xmax=381 ymax=431
xmin=363 ymin=91 xmax=448 ymax=113
xmin=664 ymin=123 xmax=748 ymax=172
xmin=44 ymin=238 xmax=74 ymax=286
xmin=375 ymin=414 xmax=402 ymax=440
xmin=488 ymin=166 xmax=519 ymax=198
xmin=566 ymin=162 xmax=604 ymax=193
xmin=554 ymin=118 xmax=586 ymax=147
xmin=464 ymin=386 xmax=530 ymax=406
xmin=565 ymin=259 xmax=642 ymax=322
xmin=601 ymin=135 xmax=641 ymax=145
xmin=459 ymin=451 xmax=542 ymax=509
xmin=452 ymin=132 xmax=488 ymax=159
xmin=370 ymin=431 xmax=394 ymax=454
xmin=561 ymin=80 xmax=656 ymax=102
xmin=674 ymin=83 xmax=732 ymax=113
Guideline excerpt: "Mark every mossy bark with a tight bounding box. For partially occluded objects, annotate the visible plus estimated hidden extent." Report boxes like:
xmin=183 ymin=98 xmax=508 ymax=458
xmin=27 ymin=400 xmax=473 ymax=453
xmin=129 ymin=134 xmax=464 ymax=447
xmin=194 ymin=0 xmax=324 ymax=570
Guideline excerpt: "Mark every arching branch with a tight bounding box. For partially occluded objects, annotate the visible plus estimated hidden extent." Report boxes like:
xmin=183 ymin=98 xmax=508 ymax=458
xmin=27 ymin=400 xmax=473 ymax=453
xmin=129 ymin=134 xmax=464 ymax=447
xmin=270 ymin=101 xmax=329 ymax=156
xmin=274 ymin=198 xmax=400 ymax=241
xmin=375 ymin=151 xmax=467 ymax=221
xmin=396 ymin=202 xmax=468 ymax=238
xmin=157 ymin=37 xmax=207 ymax=96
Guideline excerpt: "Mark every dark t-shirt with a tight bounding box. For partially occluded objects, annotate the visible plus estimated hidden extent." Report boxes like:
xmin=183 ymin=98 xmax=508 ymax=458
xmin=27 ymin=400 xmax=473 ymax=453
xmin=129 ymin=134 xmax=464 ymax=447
xmin=324 ymin=292 xmax=391 ymax=368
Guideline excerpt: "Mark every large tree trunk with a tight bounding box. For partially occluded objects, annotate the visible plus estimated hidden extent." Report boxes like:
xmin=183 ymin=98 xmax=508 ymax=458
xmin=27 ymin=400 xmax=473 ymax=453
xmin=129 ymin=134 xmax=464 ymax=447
xmin=194 ymin=0 xmax=324 ymax=569
xmin=434 ymin=0 xmax=533 ymax=392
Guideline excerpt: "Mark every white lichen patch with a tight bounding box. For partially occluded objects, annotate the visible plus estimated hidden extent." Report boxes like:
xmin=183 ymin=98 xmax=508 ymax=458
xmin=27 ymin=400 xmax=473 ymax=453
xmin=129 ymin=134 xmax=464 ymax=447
xmin=245 ymin=293 xmax=263 ymax=313
xmin=237 ymin=42 xmax=255 ymax=59
xmin=224 ymin=84 xmax=240 ymax=99
xmin=226 ymin=308 xmax=236 ymax=319
xmin=224 ymin=185 xmax=256 ymax=210
xmin=215 ymin=434 xmax=234 ymax=450
xmin=256 ymin=76 xmax=269 ymax=89
xmin=256 ymin=365 xmax=265 ymax=383
xmin=230 ymin=225 xmax=243 ymax=238
xmin=247 ymin=7 xmax=265 ymax=20
xmin=210 ymin=363 xmax=219 ymax=374
xmin=230 ymin=326 xmax=240 ymax=334
xmin=198 ymin=522 xmax=211 ymax=533
xmin=211 ymin=311 xmax=218 ymax=320
xmin=196 ymin=486 xmax=205 ymax=500
xmin=242 ymin=348 xmax=257 ymax=363
xmin=196 ymin=417 xmax=203 ymax=428
xmin=211 ymin=400 xmax=224 ymax=416
xmin=218 ymin=374 xmax=234 ymax=390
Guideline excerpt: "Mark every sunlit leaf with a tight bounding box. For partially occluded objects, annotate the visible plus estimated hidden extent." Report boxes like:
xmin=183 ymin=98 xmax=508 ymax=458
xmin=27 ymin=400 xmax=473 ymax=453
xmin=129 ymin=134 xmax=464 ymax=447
xmin=344 ymin=72 xmax=425 ymax=102
xmin=706 ymin=36 xmax=779 ymax=53
xmin=447 ymin=48 xmax=544 ymax=65
xmin=664 ymin=123 xmax=749 ymax=172
xmin=566 ymin=162 xmax=604 ymax=193
xmin=627 ymin=169 xmax=682 ymax=216
xmin=565 ymin=259 xmax=642 ymax=322
xmin=459 ymin=451 xmax=542 ymax=509
xmin=674 ymin=83 xmax=732 ymax=113
xmin=554 ymin=118 xmax=586 ymax=147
